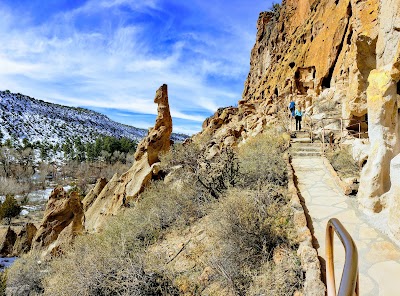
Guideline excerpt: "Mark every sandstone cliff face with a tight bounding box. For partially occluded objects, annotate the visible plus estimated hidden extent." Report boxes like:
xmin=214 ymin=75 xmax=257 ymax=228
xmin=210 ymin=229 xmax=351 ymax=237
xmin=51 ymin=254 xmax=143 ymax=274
xmin=197 ymin=0 xmax=400 ymax=238
xmin=84 ymin=84 xmax=173 ymax=232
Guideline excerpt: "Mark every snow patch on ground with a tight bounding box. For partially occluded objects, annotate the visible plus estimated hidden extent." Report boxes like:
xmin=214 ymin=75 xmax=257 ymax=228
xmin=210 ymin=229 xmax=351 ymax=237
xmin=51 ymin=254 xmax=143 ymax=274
xmin=0 ymin=257 xmax=17 ymax=271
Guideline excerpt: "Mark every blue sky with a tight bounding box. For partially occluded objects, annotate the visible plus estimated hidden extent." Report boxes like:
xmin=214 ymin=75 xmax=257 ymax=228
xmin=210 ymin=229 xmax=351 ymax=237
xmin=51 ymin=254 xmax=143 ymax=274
xmin=0 ymin=0 xmax=275 ymax=135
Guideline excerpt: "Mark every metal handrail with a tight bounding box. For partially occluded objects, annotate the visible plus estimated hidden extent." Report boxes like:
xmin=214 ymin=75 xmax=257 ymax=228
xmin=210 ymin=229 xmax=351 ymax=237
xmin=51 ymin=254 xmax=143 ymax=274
xmin=320 ymin=117 xmax=369 ymax=154
xmin=326 ymin=218 xmax=359 ymax=296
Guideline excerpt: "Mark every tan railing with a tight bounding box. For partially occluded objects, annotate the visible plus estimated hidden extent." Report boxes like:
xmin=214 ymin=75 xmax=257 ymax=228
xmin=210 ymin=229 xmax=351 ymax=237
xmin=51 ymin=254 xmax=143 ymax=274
xmin=326 ymin=218 xmax=359 ymax=296
xmin=315 ymin=117 xmax=368 ymax=154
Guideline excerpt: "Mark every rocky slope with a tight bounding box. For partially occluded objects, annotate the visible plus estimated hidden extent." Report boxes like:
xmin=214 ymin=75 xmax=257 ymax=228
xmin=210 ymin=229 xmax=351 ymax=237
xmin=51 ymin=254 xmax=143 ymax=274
xmin=0 ymin=90 xmax=187 ymax=144
xmin=197 ymin=0 xmax=400 ymax=240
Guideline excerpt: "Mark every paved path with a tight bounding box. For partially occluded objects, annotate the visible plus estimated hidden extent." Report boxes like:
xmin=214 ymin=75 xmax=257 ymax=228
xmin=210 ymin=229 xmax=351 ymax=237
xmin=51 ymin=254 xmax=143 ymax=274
xmin=292 ymin=156 xmax=400 ymax=296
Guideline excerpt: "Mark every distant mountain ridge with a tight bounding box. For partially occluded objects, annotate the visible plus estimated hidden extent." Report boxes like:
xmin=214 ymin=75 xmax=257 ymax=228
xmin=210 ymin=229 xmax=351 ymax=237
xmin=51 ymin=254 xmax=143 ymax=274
xmin=0 ymin=90 xmax=187 ymax=144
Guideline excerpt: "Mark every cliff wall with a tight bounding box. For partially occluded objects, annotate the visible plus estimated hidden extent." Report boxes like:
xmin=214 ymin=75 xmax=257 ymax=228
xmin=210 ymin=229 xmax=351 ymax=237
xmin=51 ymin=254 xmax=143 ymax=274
xmin=198 ymin=0 xmax=400 ymax=239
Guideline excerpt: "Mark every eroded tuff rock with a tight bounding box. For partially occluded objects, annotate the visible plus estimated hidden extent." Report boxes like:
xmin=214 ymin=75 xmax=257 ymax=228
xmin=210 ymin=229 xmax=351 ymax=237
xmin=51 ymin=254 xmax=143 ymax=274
xmin=357 ymin=0 xmax=400 ymax=212
xmin=12 ymin=223 xmax=37 ymax=256
xmin=32 ymin=187 xmax=84 ymax=257
xmin=386 ymin=154 xmax=400 ymax=240
xmin=85 ymin=84 xmax=172 ymax=232
xmin=82 ymin=177 xmax=107 ymax=211
xmin=0 ymin=227 xmax=16 ymax=256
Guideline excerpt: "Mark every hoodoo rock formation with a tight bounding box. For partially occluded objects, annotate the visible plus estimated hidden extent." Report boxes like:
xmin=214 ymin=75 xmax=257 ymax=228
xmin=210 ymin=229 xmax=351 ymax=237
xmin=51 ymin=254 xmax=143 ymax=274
xmin=84 ymin=84 xmax=173 ymax=232
xmin=32 ymin=187 xmax=84 ymax=257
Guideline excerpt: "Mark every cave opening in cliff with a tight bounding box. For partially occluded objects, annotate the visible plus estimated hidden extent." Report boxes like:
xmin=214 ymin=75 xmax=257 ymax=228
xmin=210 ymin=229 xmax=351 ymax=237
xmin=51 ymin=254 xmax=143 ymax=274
xmin=397 ymin=81 xmax=400 ymax=96
xmin=348 ymin=114 xmax=368 ymax=138
xmin=321 ymin=73 xmax=332 ymax=88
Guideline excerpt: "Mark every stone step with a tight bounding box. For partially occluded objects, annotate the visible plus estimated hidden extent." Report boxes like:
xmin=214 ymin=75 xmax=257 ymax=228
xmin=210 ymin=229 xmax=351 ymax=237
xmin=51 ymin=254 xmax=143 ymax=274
xmin=291 ymin=137 xmax=312 ymax=143
xmin=291 ymin=143 xmax=320 ymax=148
xmin=290 ymin=149 xmax=321 ymax=154
xmin=290 ymin=151 xmax=322 ymax=157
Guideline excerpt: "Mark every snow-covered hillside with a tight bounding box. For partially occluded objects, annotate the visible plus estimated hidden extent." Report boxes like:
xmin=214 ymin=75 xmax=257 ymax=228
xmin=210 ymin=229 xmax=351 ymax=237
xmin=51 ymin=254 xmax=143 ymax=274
xmin=0 ymin=91 xmax=187 ymax=144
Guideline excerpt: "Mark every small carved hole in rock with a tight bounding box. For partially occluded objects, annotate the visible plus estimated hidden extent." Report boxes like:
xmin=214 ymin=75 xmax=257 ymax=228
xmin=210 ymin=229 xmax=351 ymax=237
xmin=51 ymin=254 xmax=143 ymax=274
xmin=397 ymin=81 xmax=400 ymax=96
xmin=289 ymin=62 xmax=295 ymax=68
xmin=361 ymin=159 xmax=367 ymax=168
xmin=335 ymin=0 xmax=339 ymax=5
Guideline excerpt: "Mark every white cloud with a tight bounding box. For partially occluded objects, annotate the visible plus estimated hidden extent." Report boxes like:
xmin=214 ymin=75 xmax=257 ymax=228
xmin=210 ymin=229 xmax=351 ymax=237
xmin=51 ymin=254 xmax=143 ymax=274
xmin=0 ymin=0 xmax=270 ymax=134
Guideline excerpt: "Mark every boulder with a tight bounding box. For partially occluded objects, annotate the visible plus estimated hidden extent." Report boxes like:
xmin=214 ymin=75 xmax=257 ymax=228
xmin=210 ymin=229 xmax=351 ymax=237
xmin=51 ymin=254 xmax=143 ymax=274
xmin=0 ymin=227 xmax=16 ymax=256
xmin=32 ymin=187 xmax=84 ymax=256
xmin=12 ymin=223 xmax=37 ymax=256
xmin=84 ymin=84 xmax=173 ymax=232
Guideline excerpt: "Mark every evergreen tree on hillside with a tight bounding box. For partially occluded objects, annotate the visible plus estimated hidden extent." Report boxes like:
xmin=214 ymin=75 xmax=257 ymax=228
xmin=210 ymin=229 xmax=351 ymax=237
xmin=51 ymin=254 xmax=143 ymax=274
xmin=0 ymin=194 xmax=21 ymax=224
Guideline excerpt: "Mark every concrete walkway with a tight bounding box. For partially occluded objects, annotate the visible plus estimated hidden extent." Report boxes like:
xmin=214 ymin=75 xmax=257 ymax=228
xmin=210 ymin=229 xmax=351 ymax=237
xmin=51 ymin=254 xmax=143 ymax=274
xmin=292 ymin=156 xmax=400 ymax=296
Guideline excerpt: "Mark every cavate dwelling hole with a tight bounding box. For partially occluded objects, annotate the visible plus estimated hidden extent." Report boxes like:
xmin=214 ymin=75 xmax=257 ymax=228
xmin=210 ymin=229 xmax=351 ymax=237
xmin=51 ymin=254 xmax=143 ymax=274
xmin=397 ymin=81 xmax=400 ymax=95
xmin=335 ymin=0 xmax=339 ymax=5
xmin=274 ymin=88 xmax=279 ymax=96
xmin=361 ymin=159 xmax=367 ymax=168
xmin=289 ymin=62 xmax=296 ymax=68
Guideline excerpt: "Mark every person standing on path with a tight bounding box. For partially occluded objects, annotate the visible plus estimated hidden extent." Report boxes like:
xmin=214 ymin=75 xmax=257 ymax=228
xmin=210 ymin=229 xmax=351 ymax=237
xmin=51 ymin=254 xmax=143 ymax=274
xmin=289 ymin=100 xmax=295 ymax=118
xmin=295 ymin=107 xmax=302 ymax=131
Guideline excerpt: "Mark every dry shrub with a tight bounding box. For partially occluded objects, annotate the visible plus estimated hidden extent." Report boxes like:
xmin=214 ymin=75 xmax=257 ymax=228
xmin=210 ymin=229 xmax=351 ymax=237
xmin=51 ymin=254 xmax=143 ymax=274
xmin=43 ymin=233 xmax=178 ymax=296
xmin=131 ymin=181 xmax=203 ymax=241
xmin=6 ymin=251 xmax=48 ymax=295
xmin=162 ymin=142 xmax=241 ymax=200
xmin=0 ymin=271 xmax=6 ymax=296
xmin=208 ymin=186 xmax=297 ymax=294
xmin=39 ymin=181 xmax=200 ymax=295
xmin=160 ymin=142 xmax=202 ymax=174
xmin=326 ymin=147 xmax=359 ymax=178
xmin=247 ymin=248 xmax=303 ymax=296
xmin=197 ymin=147 xmax=240 ymax=199
xmin=238 ymin=131 xmax=288 ymax=188
xmin=0 ymin=177 xmax=30 ymax=196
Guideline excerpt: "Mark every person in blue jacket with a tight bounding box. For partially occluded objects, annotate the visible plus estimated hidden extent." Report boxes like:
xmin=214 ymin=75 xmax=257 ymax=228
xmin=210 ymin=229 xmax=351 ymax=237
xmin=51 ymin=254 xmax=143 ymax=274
xmin=289 ymin=100 xmax=295 ymax=117
xmin=295 ymin=107 xmax=303 ymax=131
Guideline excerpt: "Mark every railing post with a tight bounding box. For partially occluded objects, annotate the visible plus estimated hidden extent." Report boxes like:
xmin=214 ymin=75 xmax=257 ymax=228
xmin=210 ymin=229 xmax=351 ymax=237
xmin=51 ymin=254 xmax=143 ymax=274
xmin=326 ymin=218 xmax=359 ymax=296
xmin=340 ymin=118 xmax=343 ymax=148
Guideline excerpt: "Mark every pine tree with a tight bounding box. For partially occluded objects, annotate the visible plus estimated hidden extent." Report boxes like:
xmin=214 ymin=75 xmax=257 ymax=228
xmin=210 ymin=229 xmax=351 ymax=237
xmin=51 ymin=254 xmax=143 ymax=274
xmin=0 ymin=195 xmax=21 ymax=224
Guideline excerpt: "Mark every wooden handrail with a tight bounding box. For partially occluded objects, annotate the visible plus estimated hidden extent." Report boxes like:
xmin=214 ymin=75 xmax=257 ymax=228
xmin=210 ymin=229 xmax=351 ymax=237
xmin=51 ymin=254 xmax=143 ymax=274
xmin=326 ymin=218 xmax=359 ymax=296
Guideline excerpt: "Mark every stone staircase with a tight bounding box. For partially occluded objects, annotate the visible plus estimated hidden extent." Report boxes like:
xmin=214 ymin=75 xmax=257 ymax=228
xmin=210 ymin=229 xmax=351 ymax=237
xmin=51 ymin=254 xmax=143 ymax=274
xmin=290 ymin=142 xmax=322 ymax=157
xmin=290 ymin=131 xmax=322 ymax=157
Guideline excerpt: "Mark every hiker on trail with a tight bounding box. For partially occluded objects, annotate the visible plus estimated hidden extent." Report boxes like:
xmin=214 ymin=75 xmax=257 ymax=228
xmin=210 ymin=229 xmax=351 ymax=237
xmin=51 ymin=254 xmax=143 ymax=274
xmin=289 ymin=100 xmax=295 ymax=117
xmin=295 ymin=107 xmax=302 ymax=131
